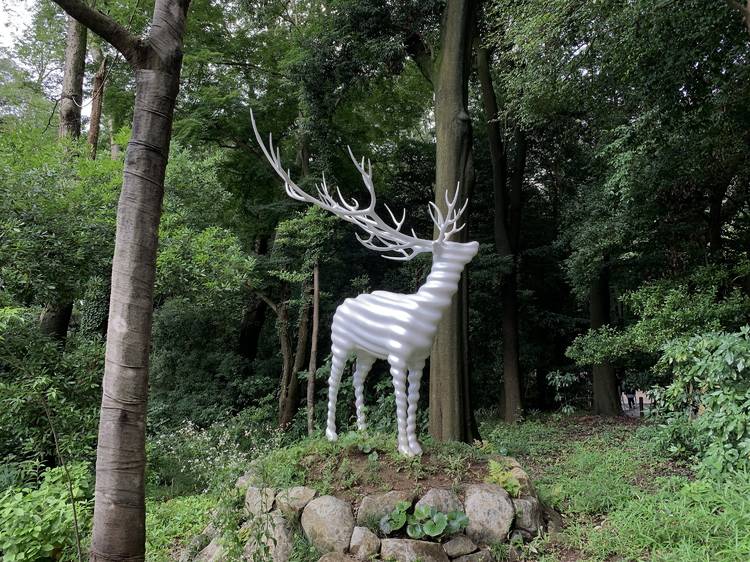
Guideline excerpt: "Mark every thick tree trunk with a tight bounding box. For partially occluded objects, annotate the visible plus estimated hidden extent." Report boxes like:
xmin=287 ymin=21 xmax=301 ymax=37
xmin=477 ymin=46 xmax=525 ymax=422
xmin=39 ymin=302 xmax=74 ymax=342
xmin=59 ymin=15 xmax=87 ymax=139
xmin=428 ymin=0 xmax=476 ymax=443
xmin=590 ymin=268 xmax=621 ymax=416
xmin=51 ymin=1 xmax=192 ymax=559
xmin=88 ymin=46 xmax=108 ymax=159
xmin=307 ymin=263 xmax=320 ymax=435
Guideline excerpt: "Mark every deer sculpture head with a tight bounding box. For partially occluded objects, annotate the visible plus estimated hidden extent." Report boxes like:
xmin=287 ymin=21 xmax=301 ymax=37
xmin=251 ymin=112 xmax=478 ymax=456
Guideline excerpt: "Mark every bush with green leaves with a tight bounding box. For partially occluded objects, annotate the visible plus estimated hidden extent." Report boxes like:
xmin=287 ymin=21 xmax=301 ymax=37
xmin=0 ymin=307 xmax=102 ymax=470
xmin=567 ymin=264 xmax=750 ymax=376
xmin=653 ymin=327 xmax=750 ymax=476
xmin=0 ymin=462 xmax=92 ymax=562
xmin=379 ymin=501 xmax=468 ymax=540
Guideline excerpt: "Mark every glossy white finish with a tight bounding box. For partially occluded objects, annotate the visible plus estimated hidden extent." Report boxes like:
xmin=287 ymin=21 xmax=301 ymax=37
xmin=252 ymin=113 xmax=479 ymax=455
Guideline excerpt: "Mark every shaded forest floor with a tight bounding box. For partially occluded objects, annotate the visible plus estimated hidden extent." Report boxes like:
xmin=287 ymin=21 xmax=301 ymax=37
xmin=146 ymin=414 xmax=750 ymax=561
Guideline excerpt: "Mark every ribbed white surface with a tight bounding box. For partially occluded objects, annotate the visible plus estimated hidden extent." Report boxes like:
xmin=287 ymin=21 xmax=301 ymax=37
xmin=326 ymin=240 xmax=479 ymax=455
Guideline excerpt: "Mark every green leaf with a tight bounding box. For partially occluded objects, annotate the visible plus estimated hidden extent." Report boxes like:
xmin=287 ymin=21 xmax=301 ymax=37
xmin=423 ymin=512 xmax=448 ymax=537
xmin=406 ymin=523 xmax=425 ymax=539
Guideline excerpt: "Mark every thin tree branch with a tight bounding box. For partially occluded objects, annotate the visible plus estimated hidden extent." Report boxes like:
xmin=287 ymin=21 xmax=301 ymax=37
xmin=50 ymin=0 xmax=143 ymax=64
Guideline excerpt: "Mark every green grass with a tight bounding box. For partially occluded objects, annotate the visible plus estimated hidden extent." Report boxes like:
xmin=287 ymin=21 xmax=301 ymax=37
xmin=146 ymin=494 xmax=215 ymax=561
xmin=142 ymin=415 xmax=750 ymax=562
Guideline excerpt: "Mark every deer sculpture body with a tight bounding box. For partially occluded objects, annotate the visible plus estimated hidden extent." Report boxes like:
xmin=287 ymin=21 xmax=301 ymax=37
xmin=252 ymin=114 xmax=478 ymax=456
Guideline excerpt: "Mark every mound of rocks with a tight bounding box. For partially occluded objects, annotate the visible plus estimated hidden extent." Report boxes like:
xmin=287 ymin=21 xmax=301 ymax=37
xmin=192 ymin=456 xmax=547 ymax=562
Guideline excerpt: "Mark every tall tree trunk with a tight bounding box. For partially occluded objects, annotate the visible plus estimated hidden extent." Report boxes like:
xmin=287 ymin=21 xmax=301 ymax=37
xmin=88 ymin=45 xmax=108 ymax=159
xmin=41 ymin=12 xmax=88 ymax=342
xmin=278 ymin=293 xmax=311 ymax=427
xmin=307 ymin=262 xmax=320 ymax=435
xmin=477 ymin=45 xmax=525 ymax=422
xmin=239 ymin=294 xmax=267 ymax=362
xmin=39 ymin=302 xmax=74 ymax=341
xmin=59 ymin=15 xmax=87 ymax=139
xmin=50 ymin=1 xmax=192 ymax=559
xmin=428 ymin=0 xmax=476 ymax=443
xmin=590 ymin=268 xmax=621 ymax=416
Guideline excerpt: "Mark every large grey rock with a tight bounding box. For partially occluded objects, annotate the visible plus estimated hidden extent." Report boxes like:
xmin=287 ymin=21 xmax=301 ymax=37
xmin=453 ymin=550 xmax=494 ymax=562
xmin=276 ymin=486 xmax=317 ymax=520
xmin=318 ymin=554 xmax=356 ymax=562
xmin=442 ymin=535 xmax=477 ymax=557
xmin=349 ymin=526 xmax=380 ymax=560
xmin=242 ymin=510 xmax=293 ymax=562
xmin=512 ymin=496 xmax=543 ymax=536
xmin=357 ymin=490 xmax=413 ymax=526
xmin=415 ymin=488 xmax=463 ymax=514
xmin=302 ymin=495 xmax=355 ymax=553
xmin=464 ymin=484 xmax=514 ymax=545
xmin=236 ymin=467 xmax=259 ymax=490
xmin=194 ymin=537 xmax=224 ymax=562
xmin=245 ymin=486 xmax=275 ymax=516
xmin=380 ymin=539 xmax=450 ymax=562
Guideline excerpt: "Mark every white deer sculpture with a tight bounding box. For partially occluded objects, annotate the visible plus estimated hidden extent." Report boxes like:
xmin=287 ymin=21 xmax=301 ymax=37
xmin=252 ymin=114 xmax=479 ymax=456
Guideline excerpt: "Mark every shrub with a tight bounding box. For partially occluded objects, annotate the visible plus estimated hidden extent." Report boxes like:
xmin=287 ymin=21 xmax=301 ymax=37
xmin=0 ymin=308 xmax=102 ymax=467
xmin=0 ymin=463 xmax=92 ymax=562
xmin=654 ymin=327 xmax=750 ymax=476
xmin=485 ymin=459 xmax=522 ymax=497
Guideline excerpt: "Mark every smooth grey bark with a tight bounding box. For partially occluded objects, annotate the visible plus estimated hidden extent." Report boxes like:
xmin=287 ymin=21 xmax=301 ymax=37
xmin=427 ymin=0 xmax=476 ymax=443
xmin=49 ymin=1 xmax=191 ymax=559
xmin=590 ymin=268 xmax=622 ymax=416
xmin=477 ymin=45 xmax=527 ymax=423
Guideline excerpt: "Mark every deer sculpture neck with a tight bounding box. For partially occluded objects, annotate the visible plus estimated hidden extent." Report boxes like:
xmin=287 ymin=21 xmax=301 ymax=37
xmin=417 ymin=242 xmax=478 ymax=311
xmin=251 ymin=112 xmax=479 ymax=456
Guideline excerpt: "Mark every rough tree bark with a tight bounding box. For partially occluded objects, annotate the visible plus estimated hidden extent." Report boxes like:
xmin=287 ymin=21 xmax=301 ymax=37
xmin=590 ymin=267 xmax=622 ymax=416
xmin=307 ymin=262 xmax=320 ymax=435
xmin=477 ymin=46 xmax=526 ymax=422
xmin=276 ymin=288 xmax=311 ymax=428
xmin=88 ymin=45 xmax=108 ymax=159
xmin=49 ymin=1 xmax=191 ymax=559
xmin=59 ymin=15 xmax=87 ymax=139
xmin=426 ymin=0 xmax=476 ymax=442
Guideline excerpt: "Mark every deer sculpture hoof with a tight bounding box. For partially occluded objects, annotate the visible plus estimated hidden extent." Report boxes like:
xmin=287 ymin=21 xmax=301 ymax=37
xmin=410 ymin=442 xmax=423 ymax=456
xmin=326 ymin=428 xmax=338 ymax=442
xmin=398 ymin=443 xmax=415 ymax=457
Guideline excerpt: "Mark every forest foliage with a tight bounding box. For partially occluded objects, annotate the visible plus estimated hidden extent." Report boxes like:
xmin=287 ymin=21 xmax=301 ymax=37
xmin=0 ymin=0 xmax=749 ymax=559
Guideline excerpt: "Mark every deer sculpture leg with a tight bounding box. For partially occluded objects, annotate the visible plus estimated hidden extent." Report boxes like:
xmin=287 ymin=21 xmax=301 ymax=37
xmin=389 ymin=356 xmax=412 ymax=456
xmin=353 ymin=354 xmax=375 ymax=431
xmin=325 ymin=346 xmax=348 ymax=441
xmin=406 ymin=361 xmax=425 ymax=455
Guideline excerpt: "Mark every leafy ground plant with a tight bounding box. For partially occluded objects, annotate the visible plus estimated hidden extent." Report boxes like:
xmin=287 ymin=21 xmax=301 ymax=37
xmin=485 ymin=459 xmax=522 ymax=497
xmin=379 ymin=501 xmax=468 ymax=540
